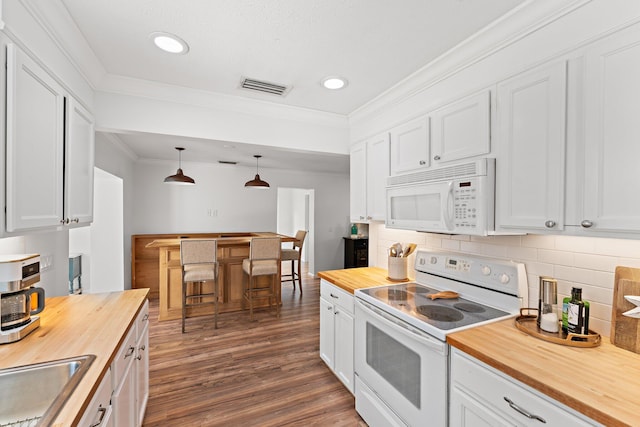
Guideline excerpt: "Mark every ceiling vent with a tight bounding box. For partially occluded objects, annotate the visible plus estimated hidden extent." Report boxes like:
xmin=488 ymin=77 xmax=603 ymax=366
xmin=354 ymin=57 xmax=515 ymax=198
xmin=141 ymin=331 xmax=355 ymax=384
xmin=218 ymin=160 xmax=237 ymax=165
xmin=240 ymin=77 xmax=290 ymax=96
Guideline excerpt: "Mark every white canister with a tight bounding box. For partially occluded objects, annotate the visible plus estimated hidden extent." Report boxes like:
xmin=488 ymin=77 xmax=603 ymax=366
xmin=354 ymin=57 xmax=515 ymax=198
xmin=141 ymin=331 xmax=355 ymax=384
xmin=388 ymin=257 xmax=408 ymax=281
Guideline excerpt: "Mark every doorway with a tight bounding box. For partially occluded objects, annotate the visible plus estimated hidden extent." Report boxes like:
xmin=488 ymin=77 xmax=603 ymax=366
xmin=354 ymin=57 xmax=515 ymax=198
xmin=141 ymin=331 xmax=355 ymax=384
xmin=69 ymin=167 xmax=124 ymax=293
xmin=276 ymin=188 xmax=314 ymax=275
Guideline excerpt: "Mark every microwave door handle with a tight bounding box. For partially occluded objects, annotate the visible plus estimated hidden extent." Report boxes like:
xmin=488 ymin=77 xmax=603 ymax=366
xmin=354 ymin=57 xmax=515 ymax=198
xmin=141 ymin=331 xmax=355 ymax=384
xmin=443 ymin=181 xmax=455 ymax=231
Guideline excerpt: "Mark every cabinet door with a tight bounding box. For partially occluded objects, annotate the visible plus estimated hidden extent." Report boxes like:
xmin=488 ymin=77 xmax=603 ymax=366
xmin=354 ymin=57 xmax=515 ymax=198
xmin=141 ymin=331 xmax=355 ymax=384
xmin=65 ymin=97 xmax=95 ymax=226
xmin=581 ymin=28 xmax=640 ymax=233
xmin=349 ymin=141 xmax=367 ymax=221
xmin=319 ymin=296 xmax=335 ymax=369
xmin=450 ymin=386 xmax=512 ymax=427
xmin=136 ymin=324 xmax=149 ymax=426
xmin=389 ymin=116 xmax=430 ymax=176
xmin=495 ymin=61 xmax=567 ymax=232
xmin=113 ymin=361 xmax=136 ymax=427
xmin=334 ymin=309 xmax=354 ymax=394
xmin=78 ymin=367 xmax=114 ymax=427
xmin=6 ymin=44 xmax=65 ymax=231
xmin=431 ymin=90 xmax=491 ymax=165
xmin=366 ymin=132 xmax=390 ymax=221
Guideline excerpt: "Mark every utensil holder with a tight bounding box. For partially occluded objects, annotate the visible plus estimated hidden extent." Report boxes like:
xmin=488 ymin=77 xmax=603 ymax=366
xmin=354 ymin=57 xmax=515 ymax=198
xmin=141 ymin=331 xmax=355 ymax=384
xmin=388 ymin=257 xmax=408 ymax=281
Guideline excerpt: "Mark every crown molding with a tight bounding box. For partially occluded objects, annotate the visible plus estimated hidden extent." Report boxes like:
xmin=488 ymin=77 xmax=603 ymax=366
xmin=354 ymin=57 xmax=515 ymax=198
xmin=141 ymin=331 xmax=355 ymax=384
xmin=100 ymin=132 xmax=139 ymax=161
xmin=349 ymin=0 xmax=592 ymax=124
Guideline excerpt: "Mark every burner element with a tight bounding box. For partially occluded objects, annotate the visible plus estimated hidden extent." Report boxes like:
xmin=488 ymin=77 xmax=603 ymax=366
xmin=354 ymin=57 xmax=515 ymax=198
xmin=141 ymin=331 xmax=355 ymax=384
xmin=454 ymin=302 xmax=486 ymax=313
xmin=416 ymin=305 xmax=464 ymax=322
xmin=375 ymin=289 xmax=408 ymax=301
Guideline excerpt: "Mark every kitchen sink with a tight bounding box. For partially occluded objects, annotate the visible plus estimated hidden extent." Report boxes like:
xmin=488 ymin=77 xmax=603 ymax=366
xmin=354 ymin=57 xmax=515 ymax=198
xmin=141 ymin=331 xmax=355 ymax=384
xmin=0 ymin=354 xmax=96 ymax=426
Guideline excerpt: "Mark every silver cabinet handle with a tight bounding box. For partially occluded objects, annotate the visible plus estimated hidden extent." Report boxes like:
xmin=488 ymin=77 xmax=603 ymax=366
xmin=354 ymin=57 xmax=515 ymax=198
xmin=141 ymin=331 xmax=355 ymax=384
xmin=359 ymin=216 xmax=365 ymax=220
xmin=329 ymin=293 xmax=339 ymax=299
xmin=419 ymin=160 xmax=426 ymax=165
xmin=581 ymin=220 xmax=593 ymax=228
xmin=433 ymin=155 xmax=441 ymax=161
xmin=326 ymin=306 xmax=333 ymax=311
xmin=72 ymin=218 xmax=79 ymax=223
xmin=504 ymin=397 xmax=546 ymax=423
xmin=544 ymin=220 xmax=556 ymax=228
xmin=89 ymin=406 xmax=107 ymax=427
xmin=60 ymin=218 xmax=70 ymax=224
xmin=142 ymin=314 xmax=149 ymax=322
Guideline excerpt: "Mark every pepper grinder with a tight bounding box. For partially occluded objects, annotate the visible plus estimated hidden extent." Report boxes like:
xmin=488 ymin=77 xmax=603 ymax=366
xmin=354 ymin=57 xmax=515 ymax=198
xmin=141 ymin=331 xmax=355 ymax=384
xmin=537 ymin=277 xmax=559 ymax=333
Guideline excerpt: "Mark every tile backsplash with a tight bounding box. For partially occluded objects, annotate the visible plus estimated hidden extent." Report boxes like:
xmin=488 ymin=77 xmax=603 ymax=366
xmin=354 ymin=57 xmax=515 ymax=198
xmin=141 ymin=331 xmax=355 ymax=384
xmin=369 ymin=223 xmax=640 ymax=337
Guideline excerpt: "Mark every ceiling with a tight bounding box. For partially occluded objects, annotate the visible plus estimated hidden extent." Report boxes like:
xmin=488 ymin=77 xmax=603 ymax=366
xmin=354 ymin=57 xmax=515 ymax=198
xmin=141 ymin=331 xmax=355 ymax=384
xmin=55 ymin=0 xmax=527 ymax=173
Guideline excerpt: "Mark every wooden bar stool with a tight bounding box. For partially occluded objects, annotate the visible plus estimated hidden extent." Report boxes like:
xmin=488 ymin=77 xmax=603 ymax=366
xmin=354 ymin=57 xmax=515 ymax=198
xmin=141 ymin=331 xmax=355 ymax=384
xmin=242 ymin=237 xmax=281 ymax=321
xmin=180 ymin=239 xmax=219 ymax=333
xmin=281 ymin=230 xmax=307 ymax=293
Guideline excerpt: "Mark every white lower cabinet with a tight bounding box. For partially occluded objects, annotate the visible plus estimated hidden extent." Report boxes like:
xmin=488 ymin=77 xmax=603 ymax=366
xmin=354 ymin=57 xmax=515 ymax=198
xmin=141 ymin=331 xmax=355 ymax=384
xmin=107 ymin=300 xmax=149 ymax=427
xmin=319 ymin=280 xmax=355 ymax=394
xmin=78 ymin=367 xmax=114 ymax=427
xmin=450 ymin=348 xmax=600 ymax=427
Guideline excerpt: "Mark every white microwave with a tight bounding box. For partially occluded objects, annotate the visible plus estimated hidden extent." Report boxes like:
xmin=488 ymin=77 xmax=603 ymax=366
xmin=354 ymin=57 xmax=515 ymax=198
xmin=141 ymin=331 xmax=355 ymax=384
xmin=386 ymin=158 xmax=495 ymax=235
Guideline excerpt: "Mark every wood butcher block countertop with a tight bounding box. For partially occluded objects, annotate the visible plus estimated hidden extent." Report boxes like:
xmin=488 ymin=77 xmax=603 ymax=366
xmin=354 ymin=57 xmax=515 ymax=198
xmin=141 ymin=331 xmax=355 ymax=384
xmin=145 ymin=232 xmax=295 ymax=248
xmin=318 ymin=267 xmax=410 ymax=294
xmin=447 ymin=319 xmax=640 ymax=426
xmin=0 ymin=289 xmax=149 ymax=426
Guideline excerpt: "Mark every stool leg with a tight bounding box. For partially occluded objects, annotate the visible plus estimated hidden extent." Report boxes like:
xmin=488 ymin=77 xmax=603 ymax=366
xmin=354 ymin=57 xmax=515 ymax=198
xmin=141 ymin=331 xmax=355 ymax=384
xmin=182 ymin=281 xmax=187 ymax=333
xmin=297 ymin=258 xmax=302 ymax=293
xmin=249 ymin=275 xmax=254 ymax=321
xmin=214 ymin=280 xmax=219 ymax=329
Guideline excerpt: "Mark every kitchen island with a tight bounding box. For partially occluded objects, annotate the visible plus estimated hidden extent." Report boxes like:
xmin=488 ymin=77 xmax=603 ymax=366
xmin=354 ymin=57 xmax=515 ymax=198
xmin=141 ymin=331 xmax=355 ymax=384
xmin=0 ymin=289 xmax=149 ymax=426
xmin=138 ymin=232 xmax=295 ymax=321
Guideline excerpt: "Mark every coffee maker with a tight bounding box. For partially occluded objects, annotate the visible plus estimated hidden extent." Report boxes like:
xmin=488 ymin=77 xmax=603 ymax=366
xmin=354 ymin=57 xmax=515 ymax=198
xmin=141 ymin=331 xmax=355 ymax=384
xmin=0 ymin=254 xmax=44 ymax=344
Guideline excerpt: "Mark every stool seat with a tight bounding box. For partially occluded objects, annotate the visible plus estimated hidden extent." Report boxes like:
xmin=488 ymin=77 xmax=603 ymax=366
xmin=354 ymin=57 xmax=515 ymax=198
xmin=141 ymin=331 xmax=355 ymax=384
xmin=183 ymin=264 xmax=216 ymax=282
xmin=281 ymin=248 xmax=299 ymax=261
xmin=242 ymin=259 xmax=278 ymax=276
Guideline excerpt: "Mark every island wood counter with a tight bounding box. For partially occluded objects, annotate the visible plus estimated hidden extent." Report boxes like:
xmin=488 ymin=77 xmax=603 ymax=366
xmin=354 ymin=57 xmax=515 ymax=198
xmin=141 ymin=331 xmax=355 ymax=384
xmin=139 ymin=232 xmax=295 ymax=321
xmin=0 ymin=289 xmax=149 ymax=426
xmin=447 ymin=319 xmax=640 ymax=426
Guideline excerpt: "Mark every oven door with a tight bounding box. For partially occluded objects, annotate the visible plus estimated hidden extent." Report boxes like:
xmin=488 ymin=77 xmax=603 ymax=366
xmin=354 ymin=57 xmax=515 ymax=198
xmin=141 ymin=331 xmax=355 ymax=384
xmin=355 ymin=299 xmax=448 ymax=427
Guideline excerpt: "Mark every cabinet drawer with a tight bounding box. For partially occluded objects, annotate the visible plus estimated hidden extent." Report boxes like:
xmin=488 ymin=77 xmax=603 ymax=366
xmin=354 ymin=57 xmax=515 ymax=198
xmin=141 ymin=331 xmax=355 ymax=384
xmin=136 ymin=299 xmax=149 ymax=338
xmin=451 ymin=350 xmax=598 ymax=426
xmin=112 ymin=325 xmax=136 ymax=387
xmin=78 ymin=367 xmax=113 ymax=427
xmin=320 ymin=280 xmax=354 ymax=315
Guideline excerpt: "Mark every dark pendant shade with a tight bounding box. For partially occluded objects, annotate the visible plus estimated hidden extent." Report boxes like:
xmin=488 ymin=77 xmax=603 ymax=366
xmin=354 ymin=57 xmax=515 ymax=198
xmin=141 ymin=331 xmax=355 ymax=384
xmin=245 ymin=155 xmax=270 ymax=188
xmin=165 ymin=147 xmax=195 ymax=185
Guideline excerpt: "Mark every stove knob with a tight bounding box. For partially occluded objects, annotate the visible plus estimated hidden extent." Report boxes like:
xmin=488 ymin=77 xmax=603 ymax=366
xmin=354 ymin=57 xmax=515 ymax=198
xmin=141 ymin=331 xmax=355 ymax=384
xmin=430 ymin=256 xmax=438 ymax=265
xmin=499 ymin=273 xmax=510 ymax=284
xmin=481 ymin=266 xmax=491 ymax=276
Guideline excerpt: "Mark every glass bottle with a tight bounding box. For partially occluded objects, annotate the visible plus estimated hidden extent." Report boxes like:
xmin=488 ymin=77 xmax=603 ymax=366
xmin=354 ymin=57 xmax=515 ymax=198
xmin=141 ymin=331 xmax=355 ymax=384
xmin=567 ymin=287 xmax=585 ymax=334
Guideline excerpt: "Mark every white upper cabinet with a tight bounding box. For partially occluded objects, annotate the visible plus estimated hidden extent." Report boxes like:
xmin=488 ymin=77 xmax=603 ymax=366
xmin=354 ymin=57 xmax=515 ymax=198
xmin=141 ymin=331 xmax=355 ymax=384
xmin=65 ymin=97 xmax=95 ymax=226
xmin=577 ymin=27 xmax=640 ymax=234
xmin=350 ymin=133 xmax=390 ymax=222
xmin=6 ymin=43 xmax=65 ymax=232
xmin=349 ymin=140 xmax=367 ymax=222
xmin=389 ymin=116 xmax=430 ymax=176
xmin=365 ymin=133 xmax=390 ymax=221
xmin=5 ymin=44 xmax=94 ymax=233
xmin=431 ymin=90 xmax=491 ymax=165
xmin=495 ymin=60 xmax=567 ymax=232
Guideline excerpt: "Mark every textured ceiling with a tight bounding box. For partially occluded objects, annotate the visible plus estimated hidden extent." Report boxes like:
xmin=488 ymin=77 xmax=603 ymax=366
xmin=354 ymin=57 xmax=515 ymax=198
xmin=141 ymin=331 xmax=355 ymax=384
xmin=53 ymin=0 xmax=527 ymax=173
xmin=60 ymin=0 xmax=526 ymax=115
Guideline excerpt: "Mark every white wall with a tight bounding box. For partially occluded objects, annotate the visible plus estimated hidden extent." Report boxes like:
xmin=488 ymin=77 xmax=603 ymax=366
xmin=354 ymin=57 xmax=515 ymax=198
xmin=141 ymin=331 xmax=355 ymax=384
xmin=132 ymin=160 xmax=348 ymax=275
xmin=94 ymin=133 xmax=136 ymax=288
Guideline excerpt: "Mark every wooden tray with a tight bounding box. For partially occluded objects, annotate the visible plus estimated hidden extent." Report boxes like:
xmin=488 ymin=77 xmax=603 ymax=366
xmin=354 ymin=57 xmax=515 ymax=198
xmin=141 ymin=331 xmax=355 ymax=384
xmin=515 ymin=308 xmax=601 ymax=348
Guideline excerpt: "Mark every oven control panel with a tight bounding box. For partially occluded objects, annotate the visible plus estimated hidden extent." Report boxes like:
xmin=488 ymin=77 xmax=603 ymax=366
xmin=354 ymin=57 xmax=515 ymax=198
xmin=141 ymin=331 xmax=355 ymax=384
xmin=415 ymin=250 xmax=527 ymax=303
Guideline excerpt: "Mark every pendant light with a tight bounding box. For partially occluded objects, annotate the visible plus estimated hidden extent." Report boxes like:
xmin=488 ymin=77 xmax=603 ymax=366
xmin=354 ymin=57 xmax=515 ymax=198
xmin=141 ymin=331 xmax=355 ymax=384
xmin=164 ymin=147 xmax=195 ymax=185
xmin=244 ymin=155 xmax=270 ymax=189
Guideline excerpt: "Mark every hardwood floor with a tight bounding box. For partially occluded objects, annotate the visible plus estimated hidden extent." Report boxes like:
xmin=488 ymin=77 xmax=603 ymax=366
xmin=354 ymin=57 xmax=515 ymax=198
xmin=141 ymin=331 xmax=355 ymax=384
xmin=143 ymin=267 xmax=366 ymax=426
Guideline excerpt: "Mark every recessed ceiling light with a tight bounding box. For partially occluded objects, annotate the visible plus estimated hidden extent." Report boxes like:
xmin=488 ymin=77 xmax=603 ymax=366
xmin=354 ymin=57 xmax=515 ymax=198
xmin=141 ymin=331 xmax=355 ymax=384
xmin=321 ymin=76 xmax=348 ymax=90
xmin=150 ymin=32 xmax=189 ymax=54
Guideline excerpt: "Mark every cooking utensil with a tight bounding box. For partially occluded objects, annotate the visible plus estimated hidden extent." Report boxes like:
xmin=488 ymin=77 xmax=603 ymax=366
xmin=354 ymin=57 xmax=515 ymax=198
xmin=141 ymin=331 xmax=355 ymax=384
xmin=429 ymin=291 xmax=459 ymax=300
xmin=611 ymin=266 xmax=640 ymax=353
xmin=389 ymin=246 xmax=397 ymax=257
xmin=403 ymin=243 xmax=417 ymax=257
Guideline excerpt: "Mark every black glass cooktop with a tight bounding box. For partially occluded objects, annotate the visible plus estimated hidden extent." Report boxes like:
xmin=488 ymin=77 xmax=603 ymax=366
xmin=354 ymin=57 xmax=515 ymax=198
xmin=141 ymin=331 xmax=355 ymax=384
xmin=359 ymin=282 xmax=509 ymax=331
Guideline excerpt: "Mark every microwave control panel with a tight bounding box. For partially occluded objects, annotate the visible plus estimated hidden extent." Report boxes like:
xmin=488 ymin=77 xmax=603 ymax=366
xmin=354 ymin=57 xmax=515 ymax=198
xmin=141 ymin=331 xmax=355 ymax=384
xmin=453 ymin=180 xmax=478 ymax=228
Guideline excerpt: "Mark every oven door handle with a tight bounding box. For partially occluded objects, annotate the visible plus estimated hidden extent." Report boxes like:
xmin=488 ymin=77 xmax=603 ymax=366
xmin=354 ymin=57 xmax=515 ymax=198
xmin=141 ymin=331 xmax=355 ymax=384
xmin=356 ymin=299 xmax=447 ymax=353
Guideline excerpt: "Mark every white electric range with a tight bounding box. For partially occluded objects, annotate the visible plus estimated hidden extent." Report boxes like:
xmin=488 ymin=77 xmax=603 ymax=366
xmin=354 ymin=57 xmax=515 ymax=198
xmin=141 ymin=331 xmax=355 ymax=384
xmin=354 ymin=250 xmax=528 ymax=427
